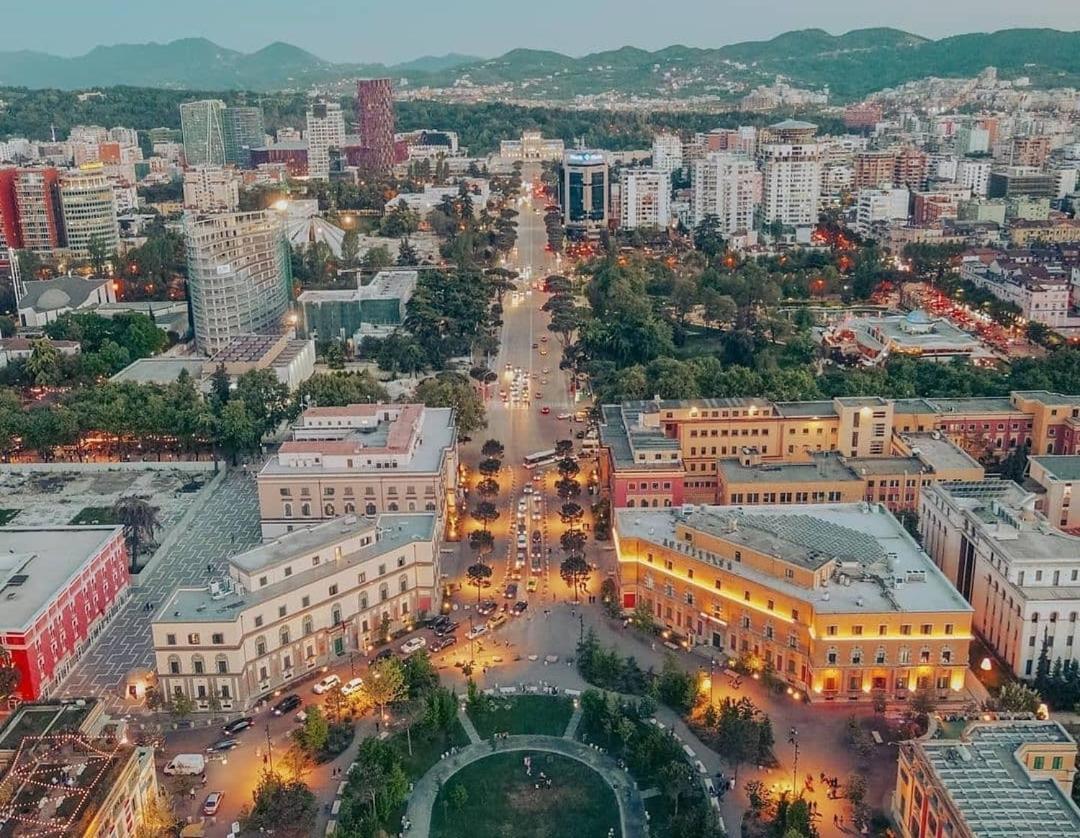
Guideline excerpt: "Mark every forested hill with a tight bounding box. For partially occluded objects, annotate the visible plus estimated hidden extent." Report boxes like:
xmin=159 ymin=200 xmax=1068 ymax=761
xmin=0 ymin=29 xmax=1078 ymax=98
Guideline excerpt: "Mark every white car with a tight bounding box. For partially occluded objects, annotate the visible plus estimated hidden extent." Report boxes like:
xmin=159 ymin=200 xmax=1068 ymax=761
xmin=466 ymin=624 xmax=488 ymax=640
xmin=341 ymin=677 xmax=364 ymax=696
xmin=557 ymin=412 xmax=572 ymax=420
xmin=312 ymin=674 xmax=341 ymax=694
xmin=400 ymin=636 xmax=427 ymax=655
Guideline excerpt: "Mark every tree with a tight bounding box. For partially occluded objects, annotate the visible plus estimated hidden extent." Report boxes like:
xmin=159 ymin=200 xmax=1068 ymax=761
xmin=280 ymin=742 xmax=316 ymax=782
xmin=560 ymin=553 xmax=591 ymax=603
xmin=215 ymin=399 xmax=259 ymax=464
xmin=998 ymin=680 xmax=1042 ymax=713
xmin=744 ymin=779 xmax=773 ymax=816
xmin=480 ymin=439 xmax=505 ymax=458
xmin=134 ymin=791 xmax=177 ymax=838
xmin=693 ymin=214 xmax=725 ymax=264
xmin=449 ymin=783 xmax=469 ymax=811
xmin=0 ymin=648 xmax=20 ymax=703
xmin=475 ymin=478 xmax=499 ymax=498
xmin=26 ymin=339 xmax=62 ymax=387
xmin=477 ymin=458 xmax=501 ymax=477
xmin=560 ymin=501 xmax=584 ymax=530
xmin=556 ymin=456 xmax=580 ymax=480
xmin=599 ymin=577 xmax=620 ymax=617
xmin=362 ymin=244 xmax=393 ymax=270
xmin=424 ymin=686 xmax=458 ymax=743
xmin=471 ymin=500 xmax=499 ymax=533
xmin=242 ymin=772 xmax=317 ymax=838
xmin=362 ymin=657 xmax=406 ymax=720
xmin=323 ymin=341 xmax=346 ymax=370
xmin=844 ymin=772 xmax=868 ymax=807
xmin=556 ymin=478 xmax=581 ymax=500
xmin=323 ymin=686 xmax=348 ymax=723
xmin=659 ymin=760 xmax=695 ymax=817
xmin=560 ymin=529 xmax=586 ymax=553
xmin=169 ymin=691 xmax=195 ymax=721
xmin=403 ymin=650 xmax=439 ymax=698
xmin=910 ymin=686 xmax=937 ymax=717
xmin=466 ymin=562 xmax=493 ymax=604
xmin=412 ymin=375 xmax=487 ymax=434
xmin=298 ymin=705 xmax=330 ymax=752
xmin=209 ymin=362 xmax=231 ymax=413
xmin=397 ymin=237 xmax=419 ymax=266
xmin=112 ymin=496 xmax=161 ymax=568
xmin=340 ymin=227 xmax=360 ymax=267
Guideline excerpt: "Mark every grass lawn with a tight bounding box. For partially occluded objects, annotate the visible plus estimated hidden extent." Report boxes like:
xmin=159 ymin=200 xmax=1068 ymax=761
xmin=0 ymin=704 xmax=92 ymax=749
xmin=0 ymin=509 xmax=17 ymax=526
xmin=69 ymin=506 xmax=118 ymax=525
xmin=430 ymin=751 xmax=619 ymax=838
xmin=469 ymin=695 xmax=574 ymax=740
xmin=391 ymin=717 xmax=471 ymax=780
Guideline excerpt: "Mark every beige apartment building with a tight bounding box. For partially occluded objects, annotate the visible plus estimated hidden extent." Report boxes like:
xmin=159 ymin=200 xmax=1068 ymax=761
xmin=257 ymin=403 xmax=458 ymax=539
xmin=1027 ymin=455 xmax=1080 ymax=532
xmin=615 ymin=503 xmax=973 ymax=703
xmin=152 ymin=514 xmax=439 ymax=710
xmin=894 ymin=720 xmax=1080 ymax=838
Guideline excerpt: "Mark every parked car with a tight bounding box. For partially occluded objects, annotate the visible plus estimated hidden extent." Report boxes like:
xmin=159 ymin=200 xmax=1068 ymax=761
xmin=313 ymin=674 xmax=341 ymax=694
xmin=221 ymin=716 xmax=254 ymax=736
xmin=272 ymin=694 xmax=302 ymax=716
xmin=203 ymin=792 xmax=225 ymax=816
xmin=531 ymin=555 xmax=542 ymax=572
xmin=540 ymin=407 xmax=551 ymax=415
xmin=371 ymin=648 xmax=394 ymax=663
xmin=512 ymin=601 xmax=529 ymax=616
xmin=341 ymin=677 xmax=364 ymax=696
xmin=434 ymin=619 xmax=458 ymax=637
xmin=432 ymin=635 xmax=458 ymax=652
xmin=400 ymin=636 xmax=427 ymax=655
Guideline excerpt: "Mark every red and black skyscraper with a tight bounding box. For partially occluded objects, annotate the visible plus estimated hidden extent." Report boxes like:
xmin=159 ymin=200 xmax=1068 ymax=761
xmin=354 ymin=78 xmax=395 ymax=176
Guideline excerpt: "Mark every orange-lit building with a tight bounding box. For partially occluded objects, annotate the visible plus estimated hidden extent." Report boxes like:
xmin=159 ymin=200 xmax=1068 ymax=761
xmin=894 ymin=720 xmax=1080 ymax=838
xmin=615 ymin=502 xmax=974 ymax=703
xmin=853 ymin=151 xmax=896 ymax=190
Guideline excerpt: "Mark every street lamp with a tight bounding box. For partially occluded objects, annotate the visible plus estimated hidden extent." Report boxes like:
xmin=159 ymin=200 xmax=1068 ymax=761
xmin=788 ymin=727 xmax=799 ymax=794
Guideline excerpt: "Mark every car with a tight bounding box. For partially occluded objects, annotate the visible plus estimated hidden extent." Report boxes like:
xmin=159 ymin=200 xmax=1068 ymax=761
xmin=504 ymin=583 xmax=518 ymax=599
xmin=513 ymin=601 xmax=529 ymax=616
xmin=371 ymin=648 xmax=394 ymax=663
xmin=221 ymin=716 xmax=255 ymax=736
xmin=575 ymin=430 xmax=586 ymax=439
xmin=477 ymin=600 xmax=497 ymax=616
xmin=488 ymin=613 xmax=509 ymax=630
xmin=432 ymin=635 xmax=458 ymax=652
xmin=465 ymin=624 xmax=488 ymax=640
xmin=203 ymin=792 xmax=225 ymax=816
xmin=557 ymin=412 xmax=572 ymax=420
xmin=531 ymin=530 xmax=541 ymax=542
xmin=540 ymin=407 xmax=551 ymax=415
xmin=541 ymin=379 xmax=548 ymax=386
xmin=435 ymin=620 xmax=459 ymax=636
xmin=341 ymin=677 xmax=364 ymax=696
xmin=531 ymin=555 xmax=542 ymax=572
xmin=540 ymin=349 xmax=548 ymax=356
xmin=505 ymin=363 xmax=512 ymax=370
xmin=272 ymin=694 xmax=302 ymax=716
xmin=527 ymin=578 xmax=539 ymax=592
xmin=532 ymin=509 xmax=542 ymax=520
xmin=540 ymin=336 xmax=548 ymax=343
xmin=532 ymin=343 xmax=539 ymax=349
xmin=430 ymin=614 xmax=451 ymax=631
xmin=523 ymin=485 xmax=533 ymax=494
xmin=517 ymin=521 xmax=526 ymax=533
xmin=542 ymin=368 xmax=551 ymax=375
xmin=535 ymin=391 xmax=544 ymax=399
xmin=206 ymin=738 xmax=239 ymax=752
xmin=400 ymin=636 xmax=428 ymax=655
xmin=313 ymin=674 xmax=341 ymax=694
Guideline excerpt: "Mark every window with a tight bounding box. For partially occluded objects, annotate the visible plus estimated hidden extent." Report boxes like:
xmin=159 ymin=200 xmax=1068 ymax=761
xmin=278 ymin=605 xmax=287 ymax=618
xmin=255 ymin=638 xmax=267 ymax=656
xmin=259 ymin=576 xmax=268 ymax=588
xmin=166 ymin=634 xmax=176 ymax=646
xmin=852 ymin=625 xmax=863 ymax=636
xmin=331 ymin=605 xmax=342 ymax=625
xmin=301 ymin=595 xmax=310 ymax=608
xmin=1033 ymin=756 xmax=1045 ymax=770
xmin=827 ymin=625 xmax=838 ymax=636
xmin=168 ymin=656 xmax=180 ymax=675
xmin=900 ymin=624 xmax=912 ymax=636
xmin=280 ymin=627 xmax=290 ymax=645
xmin=187 ymin=633 xmax=200 ymax=645
xmin=944 ymin=624 xmax=953 ymax=636
xmin=1052 ymin=756 xmax=1064 ymax=770
xmin=399 ymin=576 xmax=408 ymax=594
xmin=192 ymin=657 xmax=204 ymax=674
xmin=920 ymin=624 xmax=932 ymax=635
xmin=329 ymin=584 xmax=338 ymax=596
xmin=254 ymin=615 xmax=263 ymax=628
xmin=303 ymin=616 xmax=313 ymax=635
xmin=216 ymin=657 xmax=228 ymax=674
xmin=211 ymin=633 xmax=224 ymax=645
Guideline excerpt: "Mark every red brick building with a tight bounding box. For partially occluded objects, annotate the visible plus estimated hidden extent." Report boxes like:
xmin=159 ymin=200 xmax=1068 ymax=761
xmin=354 ymin=79 xmax=395 ymax=176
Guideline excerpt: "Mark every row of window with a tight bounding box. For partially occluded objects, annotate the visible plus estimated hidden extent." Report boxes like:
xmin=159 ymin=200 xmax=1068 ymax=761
xmin=728 ymin=491 xmax=844 ymax=504
xmin=826 ymin=622 xmax=954 ymax=637
xmin=283 ymin=500 xmax=436 ymax=518
xmin=825 ymin=646 xmax=953 ymax=665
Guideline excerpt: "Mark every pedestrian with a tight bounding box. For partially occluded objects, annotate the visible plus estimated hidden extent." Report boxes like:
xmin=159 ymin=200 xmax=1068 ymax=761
xmin=207 ymin=562 xmax=212 ymax=574
xmin=833 ymin=815 xmax=838 ymax=827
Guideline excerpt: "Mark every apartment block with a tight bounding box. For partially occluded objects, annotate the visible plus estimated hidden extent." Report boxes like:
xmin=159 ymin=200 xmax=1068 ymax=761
xmin=894 ymin=721 xmax=1080 ymax=838
xmin=691 ymin=153 xmax=760 ymax=232
xmin=256 ymin=403 xmax=458 ymax=539
xmin=761 ymin=120 xmax=822 ymax=227
xmin=615 ymin=503 xmax=973 ymax=703
xmin=152 ymin=514 xmax=439 ymax=710
xmin=1027 ymin=455 xmax=1080 ymax=531
xmin=620 ymin=169 xmax=671 ymax=230
xmin=920 ymin=479 xmax=1080 ymax=679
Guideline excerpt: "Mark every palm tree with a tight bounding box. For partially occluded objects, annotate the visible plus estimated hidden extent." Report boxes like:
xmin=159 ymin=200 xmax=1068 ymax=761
xmin=112 ymin=496 xmax=161 ymax=570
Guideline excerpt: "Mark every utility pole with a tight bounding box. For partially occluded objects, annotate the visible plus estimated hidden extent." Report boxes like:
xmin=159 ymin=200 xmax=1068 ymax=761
xmin=265 ymin=724 xmax=274 ymax=775
xmin=788 ymin=727 xmax=799 ymax=794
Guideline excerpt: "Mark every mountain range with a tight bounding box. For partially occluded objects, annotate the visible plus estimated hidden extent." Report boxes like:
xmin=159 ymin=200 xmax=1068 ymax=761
xmin=1 ymin=28 xmax=1079 ymax=99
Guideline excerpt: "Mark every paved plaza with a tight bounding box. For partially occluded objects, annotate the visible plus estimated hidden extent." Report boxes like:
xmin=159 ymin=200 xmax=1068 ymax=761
xmin=57 ymin=468 xmax=261 ymax=707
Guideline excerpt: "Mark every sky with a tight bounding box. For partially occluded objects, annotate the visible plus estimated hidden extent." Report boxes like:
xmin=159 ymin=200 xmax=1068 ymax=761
xmin=1 ymin=0 xmax=1078 ymax=64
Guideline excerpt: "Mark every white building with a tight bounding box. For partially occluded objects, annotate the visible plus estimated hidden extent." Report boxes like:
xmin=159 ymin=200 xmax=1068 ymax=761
xmin=761 ymin=120 xmax=822 ymax=228
xmin=58 ymin=165 xmax=120 ymax=260
xmin=151 ymin=514 xmax=441 ymax=710
xmin=921 ymin=479 xmax=1080 ymax=680
xmin=305 ymin=101 xmax=346 ymax=181
xmin=182 ymin=166 xmax=240 ymax=213
xmin=691 ymin=153 xmax=760 ymax=233
xmin=960 ymin=256 xmax=1070 ymax=329
xmin=620 ymin=169 xmax=671 ymax=230
xmin=957 ymin=159 xmax=992 ymax=197
xmin=184 ymin=211 xmax=291 ymax=355
xmin=499 ymin=131 xmax=564 ymax=162
xmin=651 ymin=133 xmax=683 ymax=177
xmin=854 ymin=188 xmax=910 ymax=236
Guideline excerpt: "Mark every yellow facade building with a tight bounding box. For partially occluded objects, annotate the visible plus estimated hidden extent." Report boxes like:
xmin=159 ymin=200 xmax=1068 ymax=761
xmin=615 ymin=502 xmax=973 ymax=703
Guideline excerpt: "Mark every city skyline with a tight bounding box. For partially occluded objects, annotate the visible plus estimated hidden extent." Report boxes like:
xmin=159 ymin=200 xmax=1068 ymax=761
xmin=0 ymin=1 xmax=1076 ymax=65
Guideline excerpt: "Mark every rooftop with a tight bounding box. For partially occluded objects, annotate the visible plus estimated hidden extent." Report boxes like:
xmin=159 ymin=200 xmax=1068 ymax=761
xmin=719 ymin=453 xmax=861 ymax=485
xmin=616 ymin=503 xmax=971 ymax=614
xmin=156 ymin=514 xmax=435 ymax=623
xmin=109 ymin=357 xmax=205 ymax=386
xmin=208 ymin=333 xmax=285 ymax=365
xmin=18 ymin=276 xmax=110 ymax=313
xmin=1030 ymin=455 xmax=1080 ymax=482
xmin=897 ymin=433 xmax=984 ymax=473
xmin=0 ymin=527 xmax=121 ymax=631
xmin=912 ymin=721 xmax=1080 ymax=838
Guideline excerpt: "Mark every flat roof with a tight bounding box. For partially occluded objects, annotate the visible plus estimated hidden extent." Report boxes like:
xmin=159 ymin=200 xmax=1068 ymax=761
xmin=616 ymin=503 xmax=971 ymax=614
xmin=899 ymin=433 xmax=984 ymax=473
xmin=209 ymin=333 xmax=284 ymax=364
xmin=1031 ymin=456 xmax=1080 ymax=482
xmin=0 ymin=527 xmax=121 ymax=631
xmin=156 ymin=514 xmax=436 ymax=624
xmin=109 ymin=357 xmax=205 ymax=385
xmin=719 ymin=454 xmax=860 ymax=485
xmin=914 ymin=721 xmax=1080 ymax=838
xmin=844 ymin=455 xmax=925 ymax=476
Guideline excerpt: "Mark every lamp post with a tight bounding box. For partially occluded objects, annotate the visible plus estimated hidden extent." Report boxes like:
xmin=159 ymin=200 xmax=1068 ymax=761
xmin=265 ymin=724 xmax=274 ymax=775
xmin=788 ymin=727 xmax=799 ymax=794
xmin=709 ymin=657 xmax=716 ymax=705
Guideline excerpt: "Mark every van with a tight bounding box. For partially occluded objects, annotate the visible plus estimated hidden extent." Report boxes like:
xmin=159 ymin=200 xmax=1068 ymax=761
xmin=163 ymin=754 xmax=206 ymax=776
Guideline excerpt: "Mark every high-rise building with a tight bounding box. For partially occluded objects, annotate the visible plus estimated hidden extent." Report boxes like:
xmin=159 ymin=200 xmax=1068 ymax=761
xmin=1010 ymin=135 xmax=1051 ymax=168
xmin=59 ymin=164 xmax=119 ymax=260
xmin=761 ymin=120 xmax=821 ymax=227
xmin=354 ymin=79 xmax=395 ymax=175
xmin=691 ymin=152 xmax=760 ymax=233
xmin=184 ymin=211 xmax=292 ymax=355
xmin=14 ymin=168 xmax=63 ymax=254
xmin=179 ymin=100 xmax=226 ymax=167
xmin=956 ymin=159 xmax=992 ymax=197
xmin=0 ymin=168 xmax=22 ymax=250
xmin=222 ymin=106 xmax=265 ymax=168
xmin=853 ymin=151 xmax=896 ymax=190
xmin=620 ymin=169 xmax=671 ymax=230
xmin=651 ymin=133 xmax=683 ymax=177
xmin=560 ymin=151 xmax=609 ymax=235
xmin=182 ymin=166 xmax=241 ymax=213
xmin=305 ymin=101 xmax=346 ymax=181
xmin=893 ymin=147 xmax=929 ymax=190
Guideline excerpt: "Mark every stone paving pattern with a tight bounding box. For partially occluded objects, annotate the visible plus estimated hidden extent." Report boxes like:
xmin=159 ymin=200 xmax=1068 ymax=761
xmin=58 ymin=470 xmax=261 ymax=707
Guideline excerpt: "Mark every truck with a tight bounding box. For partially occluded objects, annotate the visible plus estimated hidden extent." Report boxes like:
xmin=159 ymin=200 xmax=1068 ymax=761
xmin=163 ymin=754 xmax=206 ymax=776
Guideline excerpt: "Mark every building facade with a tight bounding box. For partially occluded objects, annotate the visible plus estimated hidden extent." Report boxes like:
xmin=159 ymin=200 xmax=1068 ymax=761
xmin=761 ymin=120 xmax=821 ymax=227
xmin=620 ymin=169 xmax=671 ymax=230
xmin=179 ymin=99 xmax=226 ymax=168
xmin=691 ymin=153 xmax=760 ymax=232
xmin=0 ymin=526 xmax=129 ymax=703
xmin=305 ymin=101 xmax=346 ymax=181
xmin=222 ymin=106 xmax=265 ymax=168
xmin=561 ymin=151 xmax=609 ymax=235
xmin=354 ymin=79 xmax=395 ymax=175
xmin=184 ymin=210 xmax=292 ymax=355
xmin=615 ymin=503 xmax=973 ymax=704
xmin=152 ymin=514 xmax=439 ymax=710
xmin=182 ymin=166 xmax=241 ymax=213
xmin=651 ymin=133 xmax=683 ymax=177
xmin=58 ymin=164 xmax=120 ymax=260
xmin=256 ymin=403 xmax=458 ymax=539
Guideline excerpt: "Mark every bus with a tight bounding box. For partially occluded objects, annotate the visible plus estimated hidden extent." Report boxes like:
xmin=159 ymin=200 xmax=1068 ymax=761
xmin=523 ymin=449 xmax=557 ymax=470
